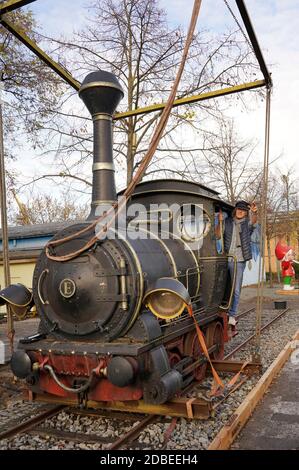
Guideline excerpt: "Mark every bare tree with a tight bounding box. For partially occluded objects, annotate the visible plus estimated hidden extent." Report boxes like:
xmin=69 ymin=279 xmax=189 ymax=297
xmin=244 ymin=168 xmax=298 ymax=286
xmin=33 ymin=0 xmax=259 ymax=189
xmin=10 ymin=191 xmax=88 ymax=225
xmin=280 ymin=168 xmax=298 ymax=244
xmin=0 ymin=7 xmax=67 ymax=215
xmin=196 ymin=117 xmax=260 ymax=204
xmin=0 ymin=9 xmax=64 ymax=157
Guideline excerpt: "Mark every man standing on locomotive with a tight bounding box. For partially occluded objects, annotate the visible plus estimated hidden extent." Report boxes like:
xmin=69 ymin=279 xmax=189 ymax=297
xmin=218 ymin=201 xmax=258 ymax=334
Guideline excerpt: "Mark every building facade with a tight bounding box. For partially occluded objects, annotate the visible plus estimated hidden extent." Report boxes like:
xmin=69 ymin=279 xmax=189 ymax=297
xmin=0 ymin=222 xmax=73 ymax=312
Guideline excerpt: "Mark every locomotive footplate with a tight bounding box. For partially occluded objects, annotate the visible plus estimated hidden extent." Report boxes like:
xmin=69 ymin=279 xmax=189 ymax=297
xmin=18 ymin=338 xmax=148 ymax=356
xmin=18 ymin=311 xmax=221 ymax=356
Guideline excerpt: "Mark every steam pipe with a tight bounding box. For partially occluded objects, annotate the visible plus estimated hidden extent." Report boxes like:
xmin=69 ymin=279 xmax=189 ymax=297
xmin=91 ymin=115 xmax=116 ymax=210
xmin=79 ymin=71 xmax=124 ymax=219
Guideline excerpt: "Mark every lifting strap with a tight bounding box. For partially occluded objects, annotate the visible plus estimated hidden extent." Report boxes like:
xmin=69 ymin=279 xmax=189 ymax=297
xmin=187 ymin=305 xmax=224 ymax=392
xmin=187 ymin=304 xmax=250 ymax=397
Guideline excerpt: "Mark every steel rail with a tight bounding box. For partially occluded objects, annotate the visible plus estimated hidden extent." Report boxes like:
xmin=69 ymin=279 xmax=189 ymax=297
xmin=0 ymin=405 xmax=65 ymax=441
xmin=224 ymin=308 xmax=290 ymax=360
xmin=236 ymin=307 xmax=255 ymax=319
xmin=0 ymin=404 xmax=156 ymax=449
xmin=161 ymin=417 xmax=178 ymax=450
xmin=107 ymin=414 xmax=157 ymax=450
xmin=29 ymin=426 xmax=112 ymax=445
xmin=212 ymin=375 xmax=249 ymax=411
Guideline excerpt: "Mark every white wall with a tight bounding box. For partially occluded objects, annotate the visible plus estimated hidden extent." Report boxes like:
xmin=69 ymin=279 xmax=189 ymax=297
xmin=243 ymin=255 xmax=265 ymax=286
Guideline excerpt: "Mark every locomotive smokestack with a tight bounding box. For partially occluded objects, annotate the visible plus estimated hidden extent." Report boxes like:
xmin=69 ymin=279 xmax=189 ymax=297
xmin=79 ymin=71 xmax=124 ymax=219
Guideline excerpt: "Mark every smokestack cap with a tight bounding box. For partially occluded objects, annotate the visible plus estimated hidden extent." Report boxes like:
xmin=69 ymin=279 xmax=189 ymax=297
xmin=79 ymin=70 xmax=124 ymax=116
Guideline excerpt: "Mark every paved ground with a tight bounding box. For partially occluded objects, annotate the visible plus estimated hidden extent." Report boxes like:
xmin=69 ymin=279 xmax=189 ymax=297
xmin=240 ymin=283 xmax=299 ymax=308
xmin=235 ymin=284 xmax=299 ymax=450
xmin=233 ymin=356 xmax=299 ymax=450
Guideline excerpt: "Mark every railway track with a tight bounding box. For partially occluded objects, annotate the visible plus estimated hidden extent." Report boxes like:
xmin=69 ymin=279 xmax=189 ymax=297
xmin=209 ymin=329 xmax=299 ymax=450
xmin=0 ymin=404 xmax=166 ymax=450
xmin=224 ymin=307 xmax=289 ymax=359
xmin=0 ymin=306 xmax=293 ymax=450
xmin=236 ymin=306 xmax=255 ymax=319
xmin=0 ymin=405 xmax=66 ymax=441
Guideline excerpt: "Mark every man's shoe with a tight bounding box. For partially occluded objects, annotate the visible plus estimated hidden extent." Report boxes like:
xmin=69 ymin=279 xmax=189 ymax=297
xmin=228 ymin=316 xmax=238 ymax=338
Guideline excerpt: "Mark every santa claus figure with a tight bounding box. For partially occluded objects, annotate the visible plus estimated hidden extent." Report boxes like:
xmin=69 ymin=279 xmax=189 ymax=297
xmin=275 ymin=242 xmax=297 ymax=290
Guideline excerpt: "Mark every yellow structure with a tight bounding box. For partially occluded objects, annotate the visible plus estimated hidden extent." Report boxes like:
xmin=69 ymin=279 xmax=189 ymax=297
xmin=0 ymin=259 xmax=36 ymax=290
xmin=0 ymin=259 xmax=36 ymax=315
xmin=0 ymin=221 xmax=72 ymax=313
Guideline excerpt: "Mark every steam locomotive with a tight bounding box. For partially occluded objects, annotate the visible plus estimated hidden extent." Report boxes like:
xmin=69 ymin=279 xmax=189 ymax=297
xmin=5 ymin=71 xmax=234 ymax=405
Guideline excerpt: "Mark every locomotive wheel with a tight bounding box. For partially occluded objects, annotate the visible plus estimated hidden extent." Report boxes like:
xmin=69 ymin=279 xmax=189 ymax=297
xmin=184 ymin=330 xmax=207 ymax=381
xmin=206 ymin=321 xmax=224 ymax=360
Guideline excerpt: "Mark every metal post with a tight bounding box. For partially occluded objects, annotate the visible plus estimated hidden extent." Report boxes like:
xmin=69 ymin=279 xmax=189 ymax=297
xmin=0 ymin=0 xmax=36 ymax=15
xmin=114 ymin=80 xmax=266 ymax=120
xmin=235 ymin=0 xmax=272 ymax=88
xmin=0 ymin=8 xmax=267 ymax=119
xmin=254 ymin=87 xmax=272 ymax=361
xmin=0 ymin=91 xmax=14 ymax=351
xmin=0 ymin=17 xmax=80 ymax=91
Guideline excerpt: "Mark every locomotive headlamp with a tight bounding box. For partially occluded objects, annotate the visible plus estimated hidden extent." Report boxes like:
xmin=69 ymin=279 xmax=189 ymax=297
xmin=143 ymin=278 xmax=191 ymax=320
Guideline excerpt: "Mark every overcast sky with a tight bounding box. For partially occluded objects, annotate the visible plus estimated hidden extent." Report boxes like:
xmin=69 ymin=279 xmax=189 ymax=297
xmin=10 ymin=0 xmax=299 ymax=198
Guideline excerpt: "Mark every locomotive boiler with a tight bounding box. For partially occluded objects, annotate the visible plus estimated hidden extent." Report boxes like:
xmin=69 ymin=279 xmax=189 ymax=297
xmin=7 ymin=70 xmax=234 ymax=405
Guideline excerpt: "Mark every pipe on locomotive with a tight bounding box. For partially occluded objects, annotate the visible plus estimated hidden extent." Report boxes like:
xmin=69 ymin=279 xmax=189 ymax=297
xmin=79 ymin=71 xmax=124 ymax=219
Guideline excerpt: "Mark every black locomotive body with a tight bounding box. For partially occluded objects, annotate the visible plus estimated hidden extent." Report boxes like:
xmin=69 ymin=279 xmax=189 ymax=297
xmin=9 ymin=70 xmax=234 ymax=405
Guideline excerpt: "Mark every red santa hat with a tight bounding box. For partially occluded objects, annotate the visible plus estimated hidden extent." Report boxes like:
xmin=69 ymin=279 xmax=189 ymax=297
xmin=275 ymin=242 xmax=293 ymax=261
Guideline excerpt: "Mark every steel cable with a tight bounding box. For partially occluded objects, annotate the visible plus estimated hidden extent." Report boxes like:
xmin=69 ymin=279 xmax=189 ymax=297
xmin=222 ymin=0 xmax=254 ymax=55
xmin=254 ymin=88 xmax=272 ymax=359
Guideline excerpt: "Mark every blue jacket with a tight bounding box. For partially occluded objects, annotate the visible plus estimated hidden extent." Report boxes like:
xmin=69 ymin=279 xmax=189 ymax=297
xmin=224 ymin=217 xmax=255 ymax=262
